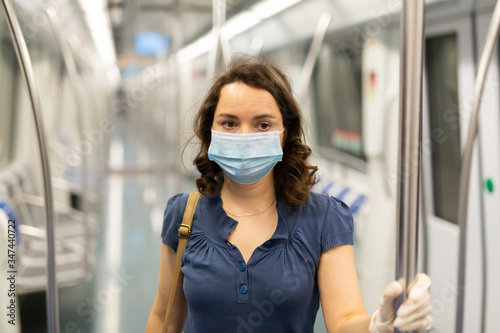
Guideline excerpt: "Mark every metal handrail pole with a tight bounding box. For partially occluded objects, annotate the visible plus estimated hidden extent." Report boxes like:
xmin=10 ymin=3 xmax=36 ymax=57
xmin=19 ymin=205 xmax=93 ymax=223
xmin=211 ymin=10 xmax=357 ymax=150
xmin=455 ymin=2 xmax=500 ymax=332
xmin=395 ymin=1 xmax=425 ymax=333
xmin=0 ymin=1 xmax=59 ymax=332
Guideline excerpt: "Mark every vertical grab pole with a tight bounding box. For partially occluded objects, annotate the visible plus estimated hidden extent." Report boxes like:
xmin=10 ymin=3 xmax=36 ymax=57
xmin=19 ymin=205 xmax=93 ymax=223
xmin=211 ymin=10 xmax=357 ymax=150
xmin=0 ymin=1 xmax=59 ymax=332
xmin=455 ymin=2 xmax=500 ymax=332
xmin=395 ymin=1 xmax=425 ymax=332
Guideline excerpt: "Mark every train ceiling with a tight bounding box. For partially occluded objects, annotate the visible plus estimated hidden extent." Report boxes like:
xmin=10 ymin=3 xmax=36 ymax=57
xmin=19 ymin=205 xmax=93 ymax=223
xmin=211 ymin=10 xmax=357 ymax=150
xmin=13 ymin=0 xmax=494 ymax=76
xmin=108 ymin=0 xmax=459 ymax=62
xmin=109 ymin=0 xmax=261 ymax=57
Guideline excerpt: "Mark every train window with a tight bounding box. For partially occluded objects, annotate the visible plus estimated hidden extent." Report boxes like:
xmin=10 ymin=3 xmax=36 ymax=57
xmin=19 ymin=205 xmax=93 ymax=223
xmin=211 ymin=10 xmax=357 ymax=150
xmin=425 ymin=33 xmax=461 ymax=224
xmin=0 ymin=37 xmax=17 ymax=167
xmin=313 ymin=44 xmax=366 ymax=161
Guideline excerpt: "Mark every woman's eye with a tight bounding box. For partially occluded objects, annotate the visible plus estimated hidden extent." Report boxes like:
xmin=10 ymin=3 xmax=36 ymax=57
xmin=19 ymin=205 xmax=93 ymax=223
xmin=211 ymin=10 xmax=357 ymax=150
xmin=258 ymin=123 xmax=271 ymax=130
xmin=223 ymin=121 xmax=236 ymax=128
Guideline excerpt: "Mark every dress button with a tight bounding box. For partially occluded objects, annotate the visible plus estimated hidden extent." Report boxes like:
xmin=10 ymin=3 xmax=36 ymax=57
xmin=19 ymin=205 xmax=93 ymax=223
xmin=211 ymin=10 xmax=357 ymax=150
xmin=264 ymin=241 xmax=273 ymax=248
xmin=240 ymin=285 xmax=248 ymax=294
xmin=239 ymin=263 xmax=246 ymax=272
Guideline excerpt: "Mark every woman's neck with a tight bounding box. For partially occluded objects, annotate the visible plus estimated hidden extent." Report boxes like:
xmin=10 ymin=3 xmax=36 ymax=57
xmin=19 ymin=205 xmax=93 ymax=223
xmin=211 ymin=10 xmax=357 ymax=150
xmin=220 ymin=173 xmax=276 ymax=215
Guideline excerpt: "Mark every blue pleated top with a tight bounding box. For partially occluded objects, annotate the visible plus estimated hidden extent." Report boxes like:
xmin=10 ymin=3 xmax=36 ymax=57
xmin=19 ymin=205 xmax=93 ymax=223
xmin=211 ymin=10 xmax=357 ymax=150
xmin=161 ymin=191 xmax=354 ymax=333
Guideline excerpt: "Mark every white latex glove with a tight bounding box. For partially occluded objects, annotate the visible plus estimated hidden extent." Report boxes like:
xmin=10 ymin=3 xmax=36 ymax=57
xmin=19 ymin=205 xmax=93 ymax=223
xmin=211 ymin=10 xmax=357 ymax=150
xmin=369 ymin=273 xmax=433 ymax=333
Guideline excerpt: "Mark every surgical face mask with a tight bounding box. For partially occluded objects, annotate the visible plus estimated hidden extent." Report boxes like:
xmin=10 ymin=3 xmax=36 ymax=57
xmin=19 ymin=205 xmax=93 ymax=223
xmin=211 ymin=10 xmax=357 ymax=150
xmin=208 ymin=129 xmax=284 ymax=184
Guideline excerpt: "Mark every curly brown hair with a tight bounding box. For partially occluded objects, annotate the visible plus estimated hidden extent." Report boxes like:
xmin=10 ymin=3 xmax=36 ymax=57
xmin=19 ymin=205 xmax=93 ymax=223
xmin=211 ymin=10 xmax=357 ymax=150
xmin=192 ymin=56 xmax=317 ymax=205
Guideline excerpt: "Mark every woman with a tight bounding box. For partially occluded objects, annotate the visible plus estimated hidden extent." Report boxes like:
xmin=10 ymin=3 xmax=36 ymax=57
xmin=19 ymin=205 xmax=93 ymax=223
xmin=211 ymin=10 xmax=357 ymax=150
xmin=146 ymin=57 xmax=432 ymax=333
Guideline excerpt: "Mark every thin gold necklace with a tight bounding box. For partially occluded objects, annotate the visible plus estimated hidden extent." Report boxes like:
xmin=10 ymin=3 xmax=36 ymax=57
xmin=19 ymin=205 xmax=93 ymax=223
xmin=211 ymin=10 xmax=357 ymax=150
xmin=223 ymin=199 xmax=276 ymax=217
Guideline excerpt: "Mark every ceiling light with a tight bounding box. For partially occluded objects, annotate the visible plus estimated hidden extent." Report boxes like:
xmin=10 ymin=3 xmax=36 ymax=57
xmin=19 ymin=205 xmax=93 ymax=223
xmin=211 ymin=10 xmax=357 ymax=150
xmin=78 ymin=0 xmax=107 ymax=13
xmin=84 ymin=11 xmax=117 ymax=66
xmin=222 ymin=11 xmax=261 ymax=39
xmin=250 ymin=0 xmax=303 ymax=20
xmin=176 ymin=34 xmax=213 ymax=63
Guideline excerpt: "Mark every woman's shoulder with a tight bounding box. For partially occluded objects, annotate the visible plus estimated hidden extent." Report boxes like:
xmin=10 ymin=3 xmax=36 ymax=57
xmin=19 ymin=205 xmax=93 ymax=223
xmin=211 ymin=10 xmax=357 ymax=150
xmin=166 ymin=192 xmax=192 ymax=203
xmin=160 ymin=192 xmax=193 ymax=250
xmin=303 ymin=191 xmax=352 ymax=217
xmin=290 ymin=191 xmax=354 ymax=253
xmin=280 ymin=191 xmax=351 ymax=219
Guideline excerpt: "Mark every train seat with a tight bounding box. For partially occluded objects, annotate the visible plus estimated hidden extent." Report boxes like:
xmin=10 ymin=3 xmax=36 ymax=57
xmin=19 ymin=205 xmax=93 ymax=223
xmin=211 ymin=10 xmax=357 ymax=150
xmin=0 ymin=164 xmax=97 ymax=294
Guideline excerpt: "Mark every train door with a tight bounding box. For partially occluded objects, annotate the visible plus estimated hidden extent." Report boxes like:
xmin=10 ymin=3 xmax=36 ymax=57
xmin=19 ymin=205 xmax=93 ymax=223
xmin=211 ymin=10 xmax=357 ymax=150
xmin=422 ymin=16 xmax=484 ymax=332
xmin=474 ymin=10 xmax=500 ymax=332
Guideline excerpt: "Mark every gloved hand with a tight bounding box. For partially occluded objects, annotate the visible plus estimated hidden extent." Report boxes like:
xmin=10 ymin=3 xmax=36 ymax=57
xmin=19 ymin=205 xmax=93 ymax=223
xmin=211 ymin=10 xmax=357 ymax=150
xmin=369 ymin=273 xmax=433 ymax=333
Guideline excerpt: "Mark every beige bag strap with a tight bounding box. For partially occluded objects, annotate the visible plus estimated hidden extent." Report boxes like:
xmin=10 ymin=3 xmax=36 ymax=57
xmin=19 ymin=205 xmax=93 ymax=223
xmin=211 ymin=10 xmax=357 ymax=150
xmin=162 ymin=191 xmax=201 ymax=333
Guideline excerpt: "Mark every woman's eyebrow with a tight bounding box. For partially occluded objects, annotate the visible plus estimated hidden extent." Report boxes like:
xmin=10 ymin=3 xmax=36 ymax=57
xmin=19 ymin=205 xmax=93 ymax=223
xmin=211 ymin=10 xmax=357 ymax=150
xmin=215 ymin=113 xmax=239 ymax=119
xmin=253 ymin=114 xmax=277 ymax=120
xmin=215 ymin=113 xmax=277 ymax=120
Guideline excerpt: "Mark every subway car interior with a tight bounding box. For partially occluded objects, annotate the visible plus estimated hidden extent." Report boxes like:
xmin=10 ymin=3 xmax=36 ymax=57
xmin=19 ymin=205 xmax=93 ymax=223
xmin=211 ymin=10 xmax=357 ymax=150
xmin=0 ymin=0 xmax=499 ymax=332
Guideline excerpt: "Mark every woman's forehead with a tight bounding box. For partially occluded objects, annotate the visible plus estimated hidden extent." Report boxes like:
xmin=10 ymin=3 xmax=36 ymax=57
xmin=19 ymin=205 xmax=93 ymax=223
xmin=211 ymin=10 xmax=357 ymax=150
xmin=215 ymin=83 xmax=281 ymax=118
